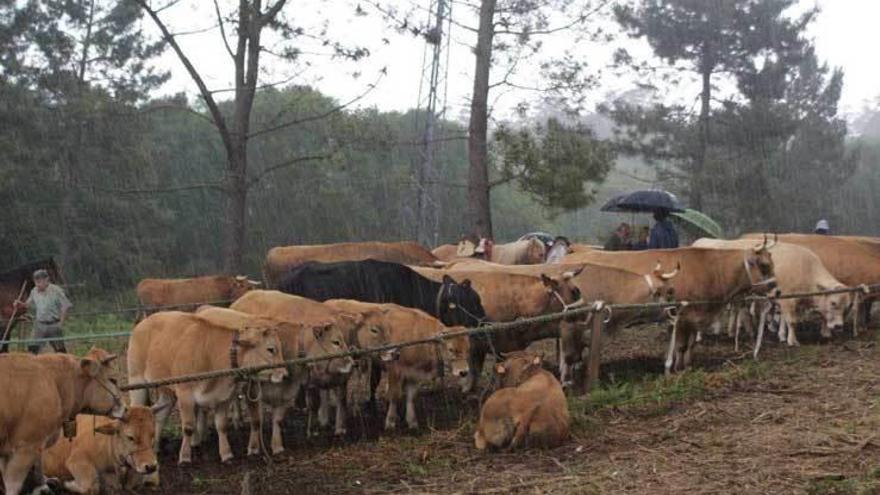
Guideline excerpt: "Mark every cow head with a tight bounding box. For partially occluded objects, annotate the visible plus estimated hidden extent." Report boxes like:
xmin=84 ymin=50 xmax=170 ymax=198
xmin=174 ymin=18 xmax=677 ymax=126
xmin=309 ymin=321 xmax=356 ymax=380
xmin=231 ymin=275 xmax=261 ymax=300
xmin=494 ymin=351 xmax=543 ymax=389
xmin=95 ymin=406 xmax=160 ymax=479
xmin=79 ymin=347 xmax=126 ymax=419
xmin=353 ymin=309 xmax=397 ymax=362
xmin=439 ymin=328 xmax=471 ymax=387
xmin=237 ymin=325 xmax=287 ymax=383
xmin=525 ymin=237 xmax=548 ymax=264
xmin=816 ymin=285 xmax=851 ymax=335
xmin=540 ymin=268 xmax=584 ymax=311
xmin=438 ymin=275 xmax=487 ymax=327
xmin=744 ymin=236 xmax=777 ymax=293
xmin=648 ymin=261 xmax=680 ymax=302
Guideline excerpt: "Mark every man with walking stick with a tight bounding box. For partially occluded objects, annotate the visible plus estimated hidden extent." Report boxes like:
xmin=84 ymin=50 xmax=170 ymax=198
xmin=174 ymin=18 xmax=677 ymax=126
xmin=13 ymin=269 xmax=72 ymax=353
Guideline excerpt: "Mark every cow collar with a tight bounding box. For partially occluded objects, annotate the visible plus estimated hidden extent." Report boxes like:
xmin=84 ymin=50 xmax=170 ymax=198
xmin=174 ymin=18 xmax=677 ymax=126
xmin=742 ymin=255 xmax=776 ymax=290
xmin=230 ymin=329 xmax=241 ymax=369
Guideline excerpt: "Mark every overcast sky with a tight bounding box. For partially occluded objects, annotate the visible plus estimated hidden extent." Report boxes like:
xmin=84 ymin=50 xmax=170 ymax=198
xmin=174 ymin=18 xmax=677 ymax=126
xmin=146 ymin=0 xmax=880 ymax=123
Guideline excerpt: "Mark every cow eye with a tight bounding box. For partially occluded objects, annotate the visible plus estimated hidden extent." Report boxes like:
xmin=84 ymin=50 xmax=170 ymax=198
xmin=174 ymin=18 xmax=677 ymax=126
xmin=332 ymin=340 xmax=341 ymax=347
xmin=267 ymin=346 xmax=276 ymax=355
xmin=370 ymin=327 xmax=379 ymax=334
xmin=127 ymin=434 xmax=136 ymax=442
xmin=109 ymin=378 xmax=118 ymax=386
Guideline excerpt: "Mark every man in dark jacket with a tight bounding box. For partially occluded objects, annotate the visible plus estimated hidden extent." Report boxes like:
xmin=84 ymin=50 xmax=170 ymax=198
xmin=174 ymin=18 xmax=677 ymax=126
xmin=604 ymin=223 xmax=632 ymax=251
xmin=648 ymin=210 xmax=679 ymax=249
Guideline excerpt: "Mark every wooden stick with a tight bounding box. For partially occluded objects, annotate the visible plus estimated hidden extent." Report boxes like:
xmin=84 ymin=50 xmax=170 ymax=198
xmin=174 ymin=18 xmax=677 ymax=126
xmin=1 ymin=280 xmax=29 ymax=351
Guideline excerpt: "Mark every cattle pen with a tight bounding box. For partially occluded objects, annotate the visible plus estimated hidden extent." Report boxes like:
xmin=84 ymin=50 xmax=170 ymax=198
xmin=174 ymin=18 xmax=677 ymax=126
xmin=3 ymin=284 xmax=880 ymax=494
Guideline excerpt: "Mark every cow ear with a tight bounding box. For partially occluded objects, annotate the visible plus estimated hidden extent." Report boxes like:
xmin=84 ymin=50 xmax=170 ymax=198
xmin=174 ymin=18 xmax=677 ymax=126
xmin=460 ymin=279 xmax=472 ymax=289
xmin=532 ymin=355 xmax=542 ymax=366
xmin=80 ymin=358 xmax=100 ymax=377
xmin=312 ymin=324 xmax=332 ymax=340
xmin=494 ymin=363 xmax=506 ymax=374
xmin=573 ymin=265 xmax=585 ymax=277
xmin=94 ymin=423 xmax=119 ymax=436
xmin=100 ymin=354 xmax=118 ymax=366
xmin=540 ymin=274 xmax=555 ymax=288
xmin=441 ymin=274 xmax=456 ymax=285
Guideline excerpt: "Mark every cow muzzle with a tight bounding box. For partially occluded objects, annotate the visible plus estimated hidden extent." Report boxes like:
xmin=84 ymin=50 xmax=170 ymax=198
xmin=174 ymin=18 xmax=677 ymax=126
xmin=380 ymin=348 xmax=399 ymax=362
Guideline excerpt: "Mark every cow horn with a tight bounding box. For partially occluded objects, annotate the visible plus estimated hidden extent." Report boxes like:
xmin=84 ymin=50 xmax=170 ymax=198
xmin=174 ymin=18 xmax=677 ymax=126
xmin=247 ymin=279 xmax=262 ymax=286
xmin=652 ymin=261 xmax=663 ymax=275
xmin=235 ymin=275 xmax=247 ymax=281
xmin=766 ymin=233 xmax=778 ymax=249
xmin=660 ymin=262 xmax=681 ymax=281
xmin=567 ymin=298 xmax=586 ymax=308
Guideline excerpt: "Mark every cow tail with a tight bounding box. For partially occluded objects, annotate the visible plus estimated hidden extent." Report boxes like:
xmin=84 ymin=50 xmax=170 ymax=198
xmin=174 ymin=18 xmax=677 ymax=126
xmin=509 ymin=402 xmax=541 ymax=451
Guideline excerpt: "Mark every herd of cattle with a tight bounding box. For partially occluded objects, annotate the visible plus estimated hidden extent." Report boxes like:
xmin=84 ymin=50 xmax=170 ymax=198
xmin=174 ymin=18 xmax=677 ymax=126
xmin=2 ymin=233 xmax=880 ymax=494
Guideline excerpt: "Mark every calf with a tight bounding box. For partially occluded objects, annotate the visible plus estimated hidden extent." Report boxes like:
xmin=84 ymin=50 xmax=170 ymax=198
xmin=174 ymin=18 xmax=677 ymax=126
xmin=0 ymin=348 xmax=125 ymax=495
xmin=474 ymin=352 xmax=569 ymax=451
xmin=42 ymin=406 xmax=162 ymax=494
xmin=127 ymin=311 xmax=286 ymax=465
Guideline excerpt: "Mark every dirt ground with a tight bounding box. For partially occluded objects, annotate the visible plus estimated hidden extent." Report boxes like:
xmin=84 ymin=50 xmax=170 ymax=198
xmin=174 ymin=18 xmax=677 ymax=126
xmin=138 ymin=322 xmax=880 ymax=495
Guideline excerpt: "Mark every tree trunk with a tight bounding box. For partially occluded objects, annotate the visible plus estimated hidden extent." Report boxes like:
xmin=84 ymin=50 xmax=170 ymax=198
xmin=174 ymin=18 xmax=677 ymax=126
xmin=692 ymin=52 xmax=712 ymax=211
xmin=467 ymin=0 xmax=497 ymax=239
xmin=223 ymin=145 xmax=248 ymax=274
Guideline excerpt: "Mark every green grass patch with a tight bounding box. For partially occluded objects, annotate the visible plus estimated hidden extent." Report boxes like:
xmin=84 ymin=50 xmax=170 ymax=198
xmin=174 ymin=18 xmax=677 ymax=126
xmin=807 ymin=473 xmax=880 ymax=495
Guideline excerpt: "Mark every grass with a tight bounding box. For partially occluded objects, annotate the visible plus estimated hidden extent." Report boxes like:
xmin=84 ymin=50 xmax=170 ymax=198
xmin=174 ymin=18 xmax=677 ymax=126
xmin=806 ymin=470 xmax=880 ymax=495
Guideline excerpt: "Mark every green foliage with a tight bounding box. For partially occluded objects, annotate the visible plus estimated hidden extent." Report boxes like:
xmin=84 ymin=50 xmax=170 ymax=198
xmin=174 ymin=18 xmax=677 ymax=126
xmin=494 ymin=118 xmax=614 ymax=213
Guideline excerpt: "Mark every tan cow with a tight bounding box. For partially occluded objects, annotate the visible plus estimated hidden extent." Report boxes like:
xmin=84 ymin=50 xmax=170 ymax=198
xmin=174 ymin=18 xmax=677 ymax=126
xmin=411 ymin=266 xmax=583 ymax=392
xmin=431 ymin=238 xmax=546 ymax=264
xmin=42 ymin=406 xmax=162 ymax=494
xmin=566 ymin=243 xmax=776 ymax=373
xmin=263 ymin=241 xmax=438 ymax=287
xmin=135 ymin=275 xmax=259 ymax=316
xmin=127 ymin=311 xmax=286 ymax=465
xmin=196 ymin=305 xmax=359 ymax=450
xmin=437 ymin=258 xmax=679 ymax=388
xmin=0 ymin=348 xmax=125 ymax=495
xmin=474 ymin=352 xmax=569 ymax=451
xmin=694 ymin=239 xmax=851 ymax=346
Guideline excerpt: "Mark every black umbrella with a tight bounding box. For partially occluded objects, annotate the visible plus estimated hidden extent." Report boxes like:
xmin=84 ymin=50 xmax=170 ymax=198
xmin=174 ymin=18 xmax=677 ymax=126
xmin=600 ymin=189 xmax=685 ymax=213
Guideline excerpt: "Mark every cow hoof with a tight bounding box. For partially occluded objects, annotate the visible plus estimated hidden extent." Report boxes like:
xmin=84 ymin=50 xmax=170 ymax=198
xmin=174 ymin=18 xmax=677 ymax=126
xmin=384 ymin=420 xmax=397 ymax=430
xmin=221 ymin=454 xmax=234 ymax=464
xmin=178 ymin=457 xmax=192 ymax=466
xmin=247 ymin=447 xmax=260 ymax=456
xmin=272 ymin=446 xmax=285 ymax=456
xmin=334 ymin=428 xmax=347 ymax=437
xmin=407 ymin=423 xmax=419 ymax=431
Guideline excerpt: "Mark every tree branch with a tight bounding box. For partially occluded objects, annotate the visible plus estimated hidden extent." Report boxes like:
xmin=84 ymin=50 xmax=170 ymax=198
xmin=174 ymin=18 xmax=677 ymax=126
xmin=93 ymin=183 xmax=226 ymax=194
xmin=488 ymin=175 xmax=516 ymax=189
xmin=247 ymin=72 xmax=383 ymax=139
xmin=494 ymin=0 xmax=612 ymax=37
xmin=260 ymin=0 xmax=289 ymax=25
xmin=248 ymin=153 xmax=331 ymax=187
xmin=132 ymin=0 xmax=233 ymax=153
xmin=213 ymin=0 xmax=236 ymax=60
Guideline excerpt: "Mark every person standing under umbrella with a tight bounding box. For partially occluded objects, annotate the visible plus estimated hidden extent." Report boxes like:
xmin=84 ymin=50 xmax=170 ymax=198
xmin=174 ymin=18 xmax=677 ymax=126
xmin=648 ymin=210 xmax=679 ymax=249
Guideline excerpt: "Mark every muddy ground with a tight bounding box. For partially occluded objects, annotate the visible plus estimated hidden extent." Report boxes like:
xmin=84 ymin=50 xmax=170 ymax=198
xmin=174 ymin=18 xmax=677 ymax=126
xmin=129 ymin=322 xmax=880 ymax=495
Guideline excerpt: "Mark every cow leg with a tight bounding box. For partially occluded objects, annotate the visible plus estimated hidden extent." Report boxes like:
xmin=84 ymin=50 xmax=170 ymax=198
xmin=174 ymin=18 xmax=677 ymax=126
xmin=384 ymin=367 xmax=403 ymax=430
xmin=332 ymin=385 xmax=348 ymax=436
xmin=368 ymin=360 xmax=383 ymax=408
xmin=192 ymin=406 xmax=207 ymax=448
xmin=318 ymin=389 xmax=332 ymax=429
xmin=465 ymin=339 xmax=487 ymax=394
xmin=177 ymin=394 xmax=197 ymax=465
xmin=214 ymin=402 xmax=234 ymax=463
xmin=152 ymin=392 xmax=176 ymax=452
xmin=270 ymin=404 xmax=289 ymax=455
xmin=246 ymin=399 xmax=263 ymax=456
xmin=404 ymin=379 xmax=421 ymax=430
xmin=664 ymin=320 xmax=679 ymax=375
xmin=62 ymin=458 xmax=99 ymax=494
xmin=754 ymin=304 xmax=770 ymax=359
xmin=681 ymin=324 xmax=698 ymax=370
xmin=3 ymin=445 xmax=41 ymax=495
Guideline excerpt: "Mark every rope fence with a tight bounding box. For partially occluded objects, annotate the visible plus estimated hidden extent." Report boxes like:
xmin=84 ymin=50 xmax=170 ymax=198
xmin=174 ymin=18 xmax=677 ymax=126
xmin=115 ymin=282 xmax=880 ymax=392
xmin=3 ymin=283 xmax=879 ymax=389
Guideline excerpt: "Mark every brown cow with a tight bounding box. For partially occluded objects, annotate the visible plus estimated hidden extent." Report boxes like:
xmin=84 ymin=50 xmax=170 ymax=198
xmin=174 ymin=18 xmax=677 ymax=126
xmin=474 ymin=352 xmax=569 ymax=451
xmin=438 ymin=258 xmax=679 ymax=388
xmin=0 ymin=348 xmax=125 ymax=495
xmin=135 ymin=275 xmax=259 ymax=317
xmin=694 ymin=239 xmax=851 ymax=346
xmin=127 ymin=311 xmax=286 ymax=465
xmin=196 ymin=304 xmax=361 ymax=448
xmin=411 ymin=266 xmax=583 ymax=392
xmin=263 ymin=241 xmax=438 ymax=287
xmin=742 ymin=233 xmax=880 ymax=328
xmin=431 ymin=238 xmax=546 ymax=264
xmin=42 ymin=406 xmax=162 ymax=494
xmin=566 ymin=243 xmax=776 ymax=374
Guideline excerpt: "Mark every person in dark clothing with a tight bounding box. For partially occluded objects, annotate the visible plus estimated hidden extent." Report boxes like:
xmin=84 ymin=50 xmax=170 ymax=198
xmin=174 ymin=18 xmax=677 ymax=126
xmin=604 ymin=223 xmax=632 ymax=251
xmin=648 ymin=210 xmax=679 ymax=249
xmin=632 ymin=226 xmax=650 ymax=250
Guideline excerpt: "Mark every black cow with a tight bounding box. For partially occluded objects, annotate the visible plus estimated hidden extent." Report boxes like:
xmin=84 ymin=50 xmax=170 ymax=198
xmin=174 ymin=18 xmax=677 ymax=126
xmin=0 ymin=258 xmax=63 ymax=352
xmin=279 ymin=259 xmax=486 ymax=328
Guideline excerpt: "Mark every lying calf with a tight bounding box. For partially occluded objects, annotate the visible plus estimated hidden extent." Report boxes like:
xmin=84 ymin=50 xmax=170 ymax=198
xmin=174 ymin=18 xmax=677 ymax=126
xmin=42 ymin=406 xmax=162 ymax=494
xmin=474 ymin=352 xmax=569 ymax=451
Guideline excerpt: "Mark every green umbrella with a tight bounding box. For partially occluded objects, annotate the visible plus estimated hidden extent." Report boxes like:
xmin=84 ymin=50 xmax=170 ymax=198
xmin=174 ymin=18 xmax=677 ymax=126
xmin=671 ymin=208 xmax=724 ymax=239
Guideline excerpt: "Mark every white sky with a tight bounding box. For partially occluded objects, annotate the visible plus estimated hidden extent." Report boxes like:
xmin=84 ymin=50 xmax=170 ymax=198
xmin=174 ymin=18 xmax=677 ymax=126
xmin=145 ymin=0 xmax=880 ymax=123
